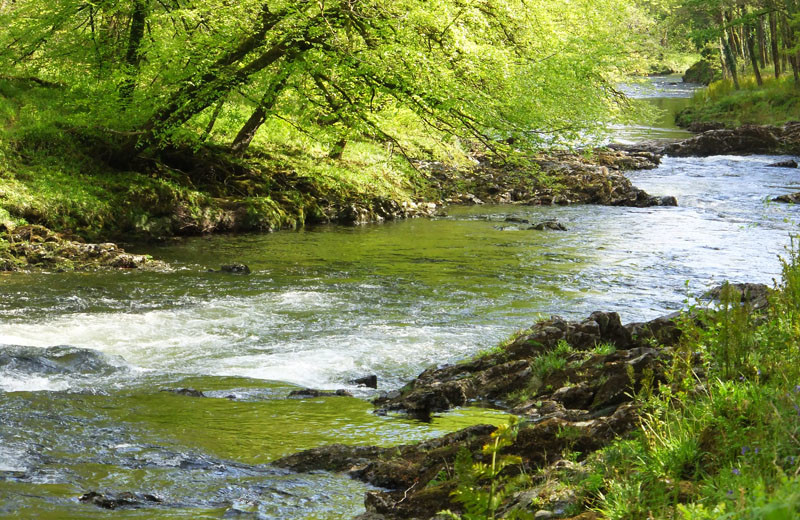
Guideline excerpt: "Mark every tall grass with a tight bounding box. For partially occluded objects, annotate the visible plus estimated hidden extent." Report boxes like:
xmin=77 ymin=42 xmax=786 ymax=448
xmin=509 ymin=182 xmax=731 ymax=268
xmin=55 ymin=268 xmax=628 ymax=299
xmin=582 ymin=241 xmax=800 ymax=519
xmin=681 ymin=75 xmax=800 ymax=127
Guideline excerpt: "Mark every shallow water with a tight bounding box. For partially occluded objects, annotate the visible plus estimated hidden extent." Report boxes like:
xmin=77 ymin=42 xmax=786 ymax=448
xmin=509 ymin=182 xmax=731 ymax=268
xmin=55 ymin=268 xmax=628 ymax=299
xmin=2 ymin=77 xmax=800 ymax=519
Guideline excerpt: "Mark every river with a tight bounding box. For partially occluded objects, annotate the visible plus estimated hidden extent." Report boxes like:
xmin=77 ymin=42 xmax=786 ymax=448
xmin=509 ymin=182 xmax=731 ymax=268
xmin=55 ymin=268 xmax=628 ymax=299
xmin=1 ymin=76 xmax=799 ymax=519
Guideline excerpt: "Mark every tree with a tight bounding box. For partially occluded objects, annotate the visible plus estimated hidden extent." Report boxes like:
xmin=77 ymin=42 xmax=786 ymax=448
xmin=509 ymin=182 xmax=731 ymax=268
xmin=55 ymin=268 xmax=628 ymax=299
xmin=0 ymin=0 xmax=652 ymax=163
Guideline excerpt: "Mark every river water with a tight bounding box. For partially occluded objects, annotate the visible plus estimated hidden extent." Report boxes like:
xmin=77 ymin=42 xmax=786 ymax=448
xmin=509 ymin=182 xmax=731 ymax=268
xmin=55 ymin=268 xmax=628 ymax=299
xmin=2 ymin=77 xmax=800 ymax=519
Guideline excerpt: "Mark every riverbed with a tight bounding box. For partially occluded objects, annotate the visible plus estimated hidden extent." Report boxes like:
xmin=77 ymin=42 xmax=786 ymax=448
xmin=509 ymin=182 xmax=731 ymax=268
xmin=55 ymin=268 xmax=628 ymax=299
xmin=2 ymin=78 xmax=800 ymax=519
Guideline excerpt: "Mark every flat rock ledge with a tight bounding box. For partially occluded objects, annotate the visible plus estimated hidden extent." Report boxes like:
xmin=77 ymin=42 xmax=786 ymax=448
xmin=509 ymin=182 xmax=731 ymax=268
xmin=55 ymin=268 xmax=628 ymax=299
xmin=0 ymin=224 xmax=166 ymax=272
xmin=664 ymin=122 xmax=800 ymax=157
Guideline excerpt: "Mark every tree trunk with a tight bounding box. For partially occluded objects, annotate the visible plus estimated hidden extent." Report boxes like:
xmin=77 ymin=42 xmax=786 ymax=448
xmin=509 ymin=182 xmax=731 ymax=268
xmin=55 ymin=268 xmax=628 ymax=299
xmin=201 ymin=95 xmax=227 ymax=142
xmin=757 ymin=16 xmax=767 ymax=67
xmin=328 ymin=137 xmax=347 ymax=160
xmin=770 ymin=11 xmax=781 ymax=78
xmin=746 ymin=24 xmax=764 ymax=86
xmin=722 ymin=37 xmax=740 ymax=89
xmin=782 ymin=13 xmax=800 ymax=84
xmin=231 ymin=74 xmax=289 ymax=154
xmin=120 ymin=0 xmax=149 ymax=103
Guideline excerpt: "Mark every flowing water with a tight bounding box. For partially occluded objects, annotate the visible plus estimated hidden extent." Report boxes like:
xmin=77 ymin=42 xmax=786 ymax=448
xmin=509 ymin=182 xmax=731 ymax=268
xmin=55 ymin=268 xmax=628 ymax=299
xmin=2 ymin=77 xmax=800 ymax=519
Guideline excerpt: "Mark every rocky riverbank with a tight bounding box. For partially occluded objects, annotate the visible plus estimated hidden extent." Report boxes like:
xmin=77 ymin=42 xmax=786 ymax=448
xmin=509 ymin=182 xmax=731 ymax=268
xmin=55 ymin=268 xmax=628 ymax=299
xmin=274 ymin=283 xmax=772 ymax=520
xmin=0 ymin=224 xmax=164 ymax=272
xmin=663 ymin=122 xmax=800 ymax=157
xmin=0 ymin=147 xmax=673 ymax=271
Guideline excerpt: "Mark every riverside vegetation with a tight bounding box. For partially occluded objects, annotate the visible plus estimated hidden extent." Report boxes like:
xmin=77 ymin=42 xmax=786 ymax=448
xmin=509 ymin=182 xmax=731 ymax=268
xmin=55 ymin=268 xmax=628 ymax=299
xmin=276 ymin=257 xmax=800 ymax=520
xmin=4 ymin=1 xmax=800 ymax=519
xmin=0 ymin=0 xmax=675 ymax=272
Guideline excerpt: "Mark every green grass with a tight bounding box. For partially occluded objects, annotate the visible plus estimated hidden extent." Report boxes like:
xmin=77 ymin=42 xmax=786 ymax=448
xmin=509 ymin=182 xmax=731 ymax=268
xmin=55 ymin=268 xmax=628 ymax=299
xmin=678 ymin=74 xmax=800 ymax=127
xmin=571 ymin=243 xmax=800 ymax=519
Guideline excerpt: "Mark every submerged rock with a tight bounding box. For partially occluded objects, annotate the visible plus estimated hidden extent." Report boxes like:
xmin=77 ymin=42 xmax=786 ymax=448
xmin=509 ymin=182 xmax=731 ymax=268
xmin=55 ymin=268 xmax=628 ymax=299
xmin=220 ymin=263 xmax=251 ymax=274
xmin=161 ymin=388 xmax=206 ymax=398
xmin=767 ymin=159 xmax=798 ymax=168
xmin=79 ymin=491 xmax=162 ymax=510
xmin=530 ymin=221 xmax=567 ymax=231
xmin=0 ymin=344 xmax=123 ymax=375
xmin=349 ymin=375 xmax=379 ymax=389
xmin=287 ymin=388 xmax=353 ymax=398
xmin=773 ymin=192 xmax=800 ymax=204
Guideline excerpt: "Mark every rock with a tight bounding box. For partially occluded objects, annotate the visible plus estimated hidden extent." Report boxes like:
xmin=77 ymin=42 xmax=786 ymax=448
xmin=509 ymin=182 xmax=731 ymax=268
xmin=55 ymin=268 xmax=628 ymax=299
xmin=687 ymin=122 xmax=726 ymax=133
xmin=505 ymin=217 xmax=531 ymax=224
xmin=220 ymin=263 xmax=251 ymax=274
xmin=349 ymin=375 xmax=379 ymax=389
xmin=705 ymin=282 xmax=771 ymax=310
xmin=530 ymin=221 xmax=568 ymax=231
xmin=774 ymin=192 xmax=800 ymax=203
xmin=273 ymin=444 xmax=390 ymax=473
xmin=653 ymin=195 xmax=678 ymax=207
xmin=374 ymin=309 xmax=684 ymax=418
xmin=682 ymin=59 xmax=720 ymax=85
xmin=664 ymin=125 xmax=782 ymax=157
xmin=79 ymin=491 xmax=161 ymax=510
xmin=162 ymin=387 xmax=206 ymax=398
xmin=0 ymin=224 xmax=164 ymax=272
xmin=767 ymin=159 xmax=798 ymax=168
xmin=287 ymin=388 xmax=353 ymax=398
xmin=534 ymin=511 xmax=555 ymax=519
xmin=0 ymin=345 xmax=123 ymax=375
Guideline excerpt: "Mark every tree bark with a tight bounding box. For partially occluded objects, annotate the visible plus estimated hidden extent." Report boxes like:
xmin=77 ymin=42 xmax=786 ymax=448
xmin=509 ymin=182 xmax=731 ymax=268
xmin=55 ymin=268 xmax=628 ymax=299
xmin=770 ymin=11 xmax=781 ymax=78
xmin=201 ymin=94 xmax=227 ymax=142
xmin=722 ymin=36 xmax=740 ymax=89
xmin=120 ymin=0 xmax=149 ymax=103
xmin=746 ymin=24 xmax=764 ymax=86
xmin=231 ymin=74 xmax=289 ymax=154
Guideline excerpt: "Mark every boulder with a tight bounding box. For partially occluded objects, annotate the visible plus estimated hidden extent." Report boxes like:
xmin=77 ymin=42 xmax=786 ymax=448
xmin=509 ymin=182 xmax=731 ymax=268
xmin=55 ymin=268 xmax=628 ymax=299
xmin=767 ymin=159 xmax=798 ymax=168
xmin=530 ymin=221 xmax=568 ymax=231
xmin=774 ymin=192 xmax=800 ymax=204
xmin=663 ymin=125 xmax=782 ymax=157
xmin=349 ymin=374 xmax=379 ymax=389
xmin=220 ymin=263 xmax=251 ymax=274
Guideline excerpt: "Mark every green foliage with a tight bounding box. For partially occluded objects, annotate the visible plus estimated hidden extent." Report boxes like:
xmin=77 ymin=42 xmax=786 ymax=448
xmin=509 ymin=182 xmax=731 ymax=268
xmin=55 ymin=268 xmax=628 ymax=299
xmin=0 ymin=0 xmax=653 ymax=160
xmin=440 ymin=417 xmax=530 ymax=520
xmin=582 ymin=240 xmax=800 ymax=519
xmin=679 ymin=76 xmax=800 ymax=127
xmin=531 ymin=340 xmax=574 ymax=380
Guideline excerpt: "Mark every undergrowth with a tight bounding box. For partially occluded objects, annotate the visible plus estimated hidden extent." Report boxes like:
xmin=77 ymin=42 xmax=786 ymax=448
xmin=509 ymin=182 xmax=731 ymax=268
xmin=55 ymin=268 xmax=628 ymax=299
xmin=678 ymin=74 xmax=800 ymax=127
xmin=443 ymin=242 xmax=800 ymax=519
xmin=0 ymin=77 xmax=442 ymax=241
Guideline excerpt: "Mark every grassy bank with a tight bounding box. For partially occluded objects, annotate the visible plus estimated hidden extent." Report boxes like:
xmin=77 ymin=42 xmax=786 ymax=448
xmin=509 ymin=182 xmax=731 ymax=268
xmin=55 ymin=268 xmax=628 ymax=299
xmin=0 ymin=77 xmax=451 ymax=243
xmin=440 ymin=248 xmax=800 ymax=520
xmin=677 ymin=75 xmax=800 ymax=128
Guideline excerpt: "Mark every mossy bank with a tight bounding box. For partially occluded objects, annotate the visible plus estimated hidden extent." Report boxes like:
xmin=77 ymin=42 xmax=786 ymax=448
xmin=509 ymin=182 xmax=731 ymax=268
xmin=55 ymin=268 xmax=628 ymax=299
xmin=0 ymin=78 xmax=671 ymax=271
